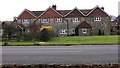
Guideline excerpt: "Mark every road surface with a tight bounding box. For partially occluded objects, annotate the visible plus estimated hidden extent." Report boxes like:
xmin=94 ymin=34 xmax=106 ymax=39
xmin=2 ymin=45 xmax=118 ymax=64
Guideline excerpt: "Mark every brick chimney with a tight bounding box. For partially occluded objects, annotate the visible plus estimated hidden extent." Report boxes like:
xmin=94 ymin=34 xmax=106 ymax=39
xmin=101 ymin=7 xmax=104 ymax=10
xmin=52 ymin=5 xmax=56 ymax=10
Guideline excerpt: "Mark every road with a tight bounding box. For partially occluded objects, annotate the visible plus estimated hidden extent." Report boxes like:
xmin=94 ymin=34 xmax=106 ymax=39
xmin=2 ymin=45 xmax=118 ymax=64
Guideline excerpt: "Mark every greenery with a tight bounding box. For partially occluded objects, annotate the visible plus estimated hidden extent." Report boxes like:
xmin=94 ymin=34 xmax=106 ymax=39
xmin=36 ymin=28 xmax=54 ymax=41
xmin=1 ymin=35 xmax=119 ymax=46
xmin=47 ymin=35 xmax=119 ymax=44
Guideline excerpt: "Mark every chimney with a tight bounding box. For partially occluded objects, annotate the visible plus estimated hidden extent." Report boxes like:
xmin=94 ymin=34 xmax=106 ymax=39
xmin=101 ymin=7 xmax=104 ymax=10
xmin=52 ymin=5 xmax=56 ymax=10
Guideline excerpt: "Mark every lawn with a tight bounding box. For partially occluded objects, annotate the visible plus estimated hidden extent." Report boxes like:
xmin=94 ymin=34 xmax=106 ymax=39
xmin=1 ymin=35 xmax=119 ymax=45
xmin=47 ymin=35 xmax=119 ymax=44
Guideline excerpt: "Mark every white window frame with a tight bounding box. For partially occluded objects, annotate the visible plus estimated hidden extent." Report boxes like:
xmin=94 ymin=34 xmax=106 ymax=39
xmin=41 ymin=18 xmax=49 ymax=23
xmin=94 ymin=17 xmax=101 ymax=21
xmin=82 ymin=28 xmax=87 ymax=34
xmin=71 ymin=28 xmax=75 ymax=34
xmin=55 ymin=18 xmax=62 ymax=22
xmin=22 ymin=19 xmax=30 ymax=25
xmin=73 ymin=17 xmax=80 ymax=22
xmin=60 ymin=29 xmax=67 ymax=34
xmin=25 ymin=29 xmax=30 ymax=33
xmin=0 ymin=29 xmax=3 ymax=35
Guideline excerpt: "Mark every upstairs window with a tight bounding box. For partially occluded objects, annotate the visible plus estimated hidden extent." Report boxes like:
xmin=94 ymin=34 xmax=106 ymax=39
xmin=72 ymin=17 xmax=80 ymax=22
xmin=94 ymin=17 xmax=101 ymax=21
xmin=82 ymin=28 xmax=87 ymax=34
xmin=22 ymin=19 xmax=30 ymax=25
xmin=41 ymin=18 xmax=49 ymax=23
xmin=55 ymin=18 xmax=62 ymax=22
xmin=60 ymin=29 xmax=67 ymax=34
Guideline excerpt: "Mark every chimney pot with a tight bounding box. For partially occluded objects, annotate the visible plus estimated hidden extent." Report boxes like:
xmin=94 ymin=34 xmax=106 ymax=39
xmin=101 ymin=7 xmax=104 ymax=10
xmin=52 ymin=5 xmax=56 ymax=10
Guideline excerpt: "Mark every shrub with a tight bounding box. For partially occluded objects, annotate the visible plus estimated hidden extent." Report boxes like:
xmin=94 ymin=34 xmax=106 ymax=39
xmin=36 ymin=28 xmax=53 ymax=41
xmin=3 ymin=42 xmax=9 ymax=46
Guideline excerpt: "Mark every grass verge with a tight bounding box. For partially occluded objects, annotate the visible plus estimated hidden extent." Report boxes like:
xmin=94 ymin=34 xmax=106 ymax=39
xmin=1 ymin=35 xmax=119 ymax=46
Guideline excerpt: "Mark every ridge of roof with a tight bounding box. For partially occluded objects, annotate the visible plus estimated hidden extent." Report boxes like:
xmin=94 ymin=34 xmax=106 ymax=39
xmin=57 ymin=10 xmax=71 ymax=16
xmin=86 ymin=5 xmax=110 ymax=16
xmin=31 ymin=11 xmax=44 ymax=17
xmin=38 ymin=6 xmax=63 ymax=18
xmin=80 ymin=9 xmax=92 ymax=15
xmin=19 ymin=5 xmax=110 ymax=18
xmin=64 ymin=7 xmax=85 ymax=17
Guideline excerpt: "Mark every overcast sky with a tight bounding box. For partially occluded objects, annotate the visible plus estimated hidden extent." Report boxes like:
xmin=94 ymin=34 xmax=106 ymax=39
xmin=0 ymin=0 xmax=119 ymax=21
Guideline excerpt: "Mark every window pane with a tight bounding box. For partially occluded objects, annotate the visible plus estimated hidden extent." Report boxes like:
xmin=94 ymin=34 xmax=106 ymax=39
xmin=73 ymin=17 xmax=80 ymax=22
xmin=82 ymin=28 xmax=87 ymax=33
xmin=22 ymin=19 xmax=30 ymax=25
xmin=55 ymin=18 xmax=62 ymax=22
xmin=60 ymin=29 xmax=67 ymax=34
xmin=41 ymin=18 xmax=49 ymax=23
xmin=94 ymin=17 xmax=101 ymax=21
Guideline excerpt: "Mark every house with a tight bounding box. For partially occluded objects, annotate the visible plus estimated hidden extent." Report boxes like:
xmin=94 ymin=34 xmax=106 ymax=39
xmin=16 ymin=5 xmax=111 ymax=36
xmin=110 ymin=20 xmax=117 ymax=35
xmin=1 ymin=20 xmax=23 ymax=40
xmin=116 ymin=15 xmax=120 ymax=35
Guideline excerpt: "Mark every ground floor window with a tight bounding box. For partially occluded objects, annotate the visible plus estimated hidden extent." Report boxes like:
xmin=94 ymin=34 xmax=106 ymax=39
xmin=71 ymin=28 xmax=75 ymax=34
xmin=60 ymin=29 xmax=67 ymax=34
xmin=25 ymin=29 xmax=30 ymax=33
xmin=82 ymin=28 xmax=87 ymax=34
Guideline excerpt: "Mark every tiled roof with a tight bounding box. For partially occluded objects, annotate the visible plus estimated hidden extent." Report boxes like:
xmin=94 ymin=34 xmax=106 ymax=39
xmin=30 ymin=9 xmax=92 ymax=17
xmin=78 ymin=21 xmax=91 ymax=28
xmin=57 ymin=10 xmax=71 ymax=16
xmin=31 ymin=11 xmax=44 ymax=17
xmin=80 ymin=9 xmax=92 ymax=15
xmin=20 ymin=6 xmax=109 ymax=18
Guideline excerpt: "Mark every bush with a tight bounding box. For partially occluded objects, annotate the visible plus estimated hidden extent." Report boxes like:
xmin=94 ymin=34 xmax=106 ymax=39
xmin=36 ymin=28 xmax=53 ymax=41
xmin=23 ymin=32 xmax=35 ymax=41
xmin=3 ymin=42 xmax=9 ymax=46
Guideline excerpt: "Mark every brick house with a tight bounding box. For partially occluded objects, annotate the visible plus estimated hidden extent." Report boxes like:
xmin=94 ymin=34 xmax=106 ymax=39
xmin=16 ymin=5 xmax=111 ymax=36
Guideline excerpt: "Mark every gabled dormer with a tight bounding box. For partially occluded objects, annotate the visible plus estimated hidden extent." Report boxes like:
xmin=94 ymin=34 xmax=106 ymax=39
xmin=86 ymin=6 xmax=109 ymax=17
xmin=39 ymin=7 xmax=63 ymax=18
xmin=18 ymin=9 xmax=37 ymax=19
xmin=65 ymin=7 xmax=85 ymax=17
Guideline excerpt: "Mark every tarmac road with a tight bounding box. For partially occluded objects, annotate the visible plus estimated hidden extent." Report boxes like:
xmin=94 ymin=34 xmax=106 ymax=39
xmin=1 ymin=45 xmax=118 ymax=64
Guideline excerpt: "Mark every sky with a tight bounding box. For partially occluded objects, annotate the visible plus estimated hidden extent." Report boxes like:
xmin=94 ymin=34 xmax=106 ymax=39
xmin=0 ymin=0 xmax=119 ymax=21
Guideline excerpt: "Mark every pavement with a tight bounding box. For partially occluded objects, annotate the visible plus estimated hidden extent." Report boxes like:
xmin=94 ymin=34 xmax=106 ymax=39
xmin=1 ymin=45 xmax=118 ymax=64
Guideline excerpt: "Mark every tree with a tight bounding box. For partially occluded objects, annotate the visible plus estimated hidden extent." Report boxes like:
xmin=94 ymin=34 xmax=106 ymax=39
xmin=37 ymin=28 xmax=53 ymax=41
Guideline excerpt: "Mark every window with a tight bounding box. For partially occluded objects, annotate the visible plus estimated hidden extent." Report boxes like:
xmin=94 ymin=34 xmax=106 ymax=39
xmin=25 ymin=29 xmax=30 ymax=33
xmin=0 ymin=29 xmax=3 ymax=35
xmin=82 ymin=28 xmax=87 ymax=34
xmin=55 ymin=18 xmax=62 ymax=22
xmin=94 ymin=17 xmax=101 ymax=21
xmin=22 ymin=19 xmax=30 ymax=25
xmin=71 ymin=28 xmax=75 ymax=34
xmin=41 ymin=18 xmax=49 ymax=23
xmin=72 ymin=17 xmax=80 ymax=22
xmin=60 ymin=29 xmax=67 ymax=34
